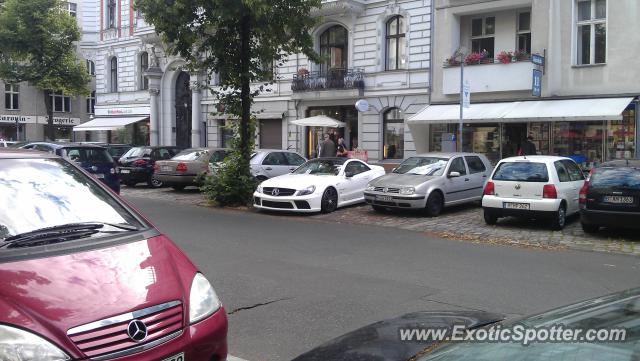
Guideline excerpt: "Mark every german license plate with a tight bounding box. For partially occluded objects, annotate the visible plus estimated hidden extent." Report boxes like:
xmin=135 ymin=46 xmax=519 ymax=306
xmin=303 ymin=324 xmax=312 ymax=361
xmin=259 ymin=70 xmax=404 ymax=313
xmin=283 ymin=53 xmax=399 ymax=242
xmin=95 ymin=173 xmax=105 ymax=179
xmin=603 ymin=195 xmax=634 ymax=204
xmin=161 ymin=166 xmax=172 ymax=172
xmin=162 ymin=352 xmax=184 ymax=361
xmin=503 ymin=202 xmax=530 ymax=210
xmin=376 ymin=195 xmax=393 ymax=202
xmin=120 ymin=169 xmax=130 ymax=174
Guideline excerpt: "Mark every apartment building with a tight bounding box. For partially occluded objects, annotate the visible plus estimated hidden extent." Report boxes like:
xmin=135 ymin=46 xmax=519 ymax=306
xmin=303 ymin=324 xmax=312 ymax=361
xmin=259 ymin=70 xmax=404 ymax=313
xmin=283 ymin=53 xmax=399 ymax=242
xmin=409 ymin=0 xmax=639 ymax=169
xmin=81 ymin=0 xmax=432 ymax=162
xmin=0 ymin=2 xmax=97 ymax=142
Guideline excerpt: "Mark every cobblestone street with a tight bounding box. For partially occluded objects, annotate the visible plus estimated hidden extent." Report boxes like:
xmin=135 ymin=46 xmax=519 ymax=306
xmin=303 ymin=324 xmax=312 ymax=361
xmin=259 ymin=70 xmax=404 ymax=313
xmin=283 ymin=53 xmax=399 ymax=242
xmin=122 ymin=187 xmax=640 ymax=256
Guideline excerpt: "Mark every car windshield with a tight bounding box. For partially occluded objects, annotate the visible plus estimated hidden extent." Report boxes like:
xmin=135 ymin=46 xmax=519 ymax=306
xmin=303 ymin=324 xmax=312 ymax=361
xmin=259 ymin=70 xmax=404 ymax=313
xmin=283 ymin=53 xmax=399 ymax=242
xmin=493 ymin=162 xmax=549 ymax=182
xmin=419 ymin=290 xmax=640 ymax=361
xmin=590 ymin=168 xmax=640 ymax=190
xmin=63 ymin=147 xmax=113 ymax=163
xmin=123 ymin=147 xmax=151 ymax=158
xmin=394 ymin=157 xmax=448 ymax=176
xmin=292 ymin=159 xmax=346 ymax=175
xmin=172 ymin=149 xmax=208 ymax=161
xmin=0 ymin=158 xmax=143 ymax=244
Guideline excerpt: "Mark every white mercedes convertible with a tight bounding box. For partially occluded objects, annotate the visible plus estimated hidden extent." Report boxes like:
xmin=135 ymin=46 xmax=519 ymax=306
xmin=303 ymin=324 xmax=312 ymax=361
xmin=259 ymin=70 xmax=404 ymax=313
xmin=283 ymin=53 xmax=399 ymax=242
xmin=253 ymin=157 xmax=386 ymax=213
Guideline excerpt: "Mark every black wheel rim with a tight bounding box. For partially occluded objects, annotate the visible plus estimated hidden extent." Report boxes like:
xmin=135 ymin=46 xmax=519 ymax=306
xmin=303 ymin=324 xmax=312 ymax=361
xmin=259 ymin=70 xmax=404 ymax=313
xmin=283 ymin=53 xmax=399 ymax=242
xmin=558 ymin=208 xmax=566 ymax=227
xmin=151 ymin=178 xmax=162 ymax=187
xmin=322 ymin=188 xmax=337 ymax=212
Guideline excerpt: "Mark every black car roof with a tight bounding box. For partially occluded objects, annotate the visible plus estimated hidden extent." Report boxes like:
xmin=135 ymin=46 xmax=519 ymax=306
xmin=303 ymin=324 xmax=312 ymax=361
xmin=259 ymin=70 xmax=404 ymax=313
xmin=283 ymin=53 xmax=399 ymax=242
xmin=0 ymin=148 xmax=59 ymax=159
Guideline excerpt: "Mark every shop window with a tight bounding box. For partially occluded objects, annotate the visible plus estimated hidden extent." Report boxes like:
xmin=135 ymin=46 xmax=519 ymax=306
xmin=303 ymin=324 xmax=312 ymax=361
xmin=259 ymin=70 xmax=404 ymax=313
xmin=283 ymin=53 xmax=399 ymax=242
xmin=553 ymin=121 xmax=603 ymax=169
xmin=5 ymin=84 xmax=19 ymax=110
xmin=51 ymin=92 xmax=71 ymax=112
xmin=471 ymin=16 xmax=495 ymax=58
xmin=86 ymin=91 xmax=96 ymax=114
xmin=140 ymin=52 xmax=149 ymax=90
xmin=386 ymin=16 xmax=406 ymax=70
xmin=319 ymin=25 xmax=348 ymax=74
xmin=576 ymin=0 xmax=606 ymax=65
xmin=383 ymin=108 xmax=404 ymax=159
xmin=110 ymin=57 xmax=118 ymax=93
xmin=429 ymin=124 xmax=458 ymax=153
xmin=462 ymin=123 xmax=501 ymax=165
xmin=606 ymin=109 xmax=636 ymax=160
xmin=517 ymin=11 xmax=531 ymax=54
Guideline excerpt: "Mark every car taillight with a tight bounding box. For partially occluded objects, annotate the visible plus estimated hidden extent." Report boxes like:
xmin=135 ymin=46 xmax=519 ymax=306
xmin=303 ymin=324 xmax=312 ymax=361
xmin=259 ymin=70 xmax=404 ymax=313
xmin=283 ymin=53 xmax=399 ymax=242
xmin=543 ymin=184 xmax=557 ymax=199
xmin=176 ymin=162 xmax=188 ymax=172
xmin=132 ymin=159 xmax=147 ymax=167
xmin=579 ymin=180 xmax=589 ymax=204
xmin=483 ymin=181 xmax=495 ymax=196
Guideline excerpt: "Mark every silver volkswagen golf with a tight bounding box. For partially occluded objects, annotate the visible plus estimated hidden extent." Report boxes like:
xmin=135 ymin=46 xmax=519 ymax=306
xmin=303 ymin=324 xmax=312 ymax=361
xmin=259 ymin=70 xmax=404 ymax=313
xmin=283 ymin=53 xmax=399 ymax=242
xmin=364 ymin=152 xmax=493 ymax=216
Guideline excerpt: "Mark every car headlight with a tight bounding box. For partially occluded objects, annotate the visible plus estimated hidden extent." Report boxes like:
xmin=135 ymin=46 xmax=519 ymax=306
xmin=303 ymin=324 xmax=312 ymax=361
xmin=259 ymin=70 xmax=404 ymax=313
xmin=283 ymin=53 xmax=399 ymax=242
xmin=256 ymin=185 xmax=263 ymax=194
xmin=297 ymin=185 xmax=316 ymax=196
xmin=0 ymin=325 xmax=70 ymax=361
xmin=189 ymin=273 xmax=221 ymax=324
xmin=399 ymin=187 xmax=415 ymax=195
xmin=365 ymin=184 xmax=376 ymax=192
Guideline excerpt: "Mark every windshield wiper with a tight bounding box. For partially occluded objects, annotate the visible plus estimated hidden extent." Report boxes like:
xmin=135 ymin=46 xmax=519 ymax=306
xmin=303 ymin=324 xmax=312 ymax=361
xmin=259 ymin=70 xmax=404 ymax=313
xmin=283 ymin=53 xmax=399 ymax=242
xmin=1 ymin=222 xmax=140 ymax=249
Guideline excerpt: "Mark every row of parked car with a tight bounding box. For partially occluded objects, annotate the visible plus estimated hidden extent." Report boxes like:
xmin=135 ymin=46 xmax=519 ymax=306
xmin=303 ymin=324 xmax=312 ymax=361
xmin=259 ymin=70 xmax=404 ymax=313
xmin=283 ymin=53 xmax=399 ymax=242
xmin=253 ymin=151 xmax=640 ymax=233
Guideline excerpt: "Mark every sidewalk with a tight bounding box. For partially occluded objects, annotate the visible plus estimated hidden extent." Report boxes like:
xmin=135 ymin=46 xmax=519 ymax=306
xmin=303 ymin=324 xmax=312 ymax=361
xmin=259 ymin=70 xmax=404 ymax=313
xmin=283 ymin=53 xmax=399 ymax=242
xmin=121 ymin=187 xmax=640 ymax=256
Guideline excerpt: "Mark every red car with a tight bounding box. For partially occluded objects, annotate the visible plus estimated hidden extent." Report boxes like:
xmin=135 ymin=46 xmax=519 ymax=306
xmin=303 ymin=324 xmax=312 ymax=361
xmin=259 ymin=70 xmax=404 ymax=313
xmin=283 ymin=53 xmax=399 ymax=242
xmin=0 ymin=149 xmax=227 ymax=360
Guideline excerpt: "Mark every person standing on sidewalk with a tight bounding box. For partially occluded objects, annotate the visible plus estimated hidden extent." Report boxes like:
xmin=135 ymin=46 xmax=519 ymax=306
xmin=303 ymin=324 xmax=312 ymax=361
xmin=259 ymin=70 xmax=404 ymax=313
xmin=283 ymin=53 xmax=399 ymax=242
xmin=319 ymin=133 xmax=336 ymax=158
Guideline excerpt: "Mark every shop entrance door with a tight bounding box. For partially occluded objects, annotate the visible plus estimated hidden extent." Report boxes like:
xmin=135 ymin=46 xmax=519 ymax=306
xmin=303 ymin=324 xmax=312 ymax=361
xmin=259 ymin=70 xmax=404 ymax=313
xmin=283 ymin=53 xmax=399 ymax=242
xmin=502 ymin=123 xmax=528 ymax=158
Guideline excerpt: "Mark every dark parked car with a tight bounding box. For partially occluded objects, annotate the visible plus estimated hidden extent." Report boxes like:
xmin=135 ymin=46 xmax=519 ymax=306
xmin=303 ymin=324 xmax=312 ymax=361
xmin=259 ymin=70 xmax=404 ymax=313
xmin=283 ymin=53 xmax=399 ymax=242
xmin=580 ymin=159 xmax=640 ymax=233
xmin=80 ymin=142 xmax=133 ymax=163
xmin=293 ymin=287 xmax=640 ymax=361
xmin=20 ymin=142 xmax=120 ymax=193
xmin=118 ymin=146 xmax=181 ymax=187
xmin=0 ymin=149 xmax=228 ymax=361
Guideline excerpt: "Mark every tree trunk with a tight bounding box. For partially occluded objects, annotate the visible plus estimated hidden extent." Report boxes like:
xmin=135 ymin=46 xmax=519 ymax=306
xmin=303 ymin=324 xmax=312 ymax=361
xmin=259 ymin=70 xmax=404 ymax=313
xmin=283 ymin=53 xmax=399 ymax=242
xmin=43 ymin=89 xmax=54 ymax=141
xmin=239 ymin=13 xmax=251 ymax=161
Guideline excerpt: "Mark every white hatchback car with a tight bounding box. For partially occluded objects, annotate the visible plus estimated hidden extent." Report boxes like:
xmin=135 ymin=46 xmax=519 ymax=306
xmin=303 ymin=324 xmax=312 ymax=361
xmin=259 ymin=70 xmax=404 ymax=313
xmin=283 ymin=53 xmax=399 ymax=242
xmin=482 ymin=156 xmax=585 ymax=230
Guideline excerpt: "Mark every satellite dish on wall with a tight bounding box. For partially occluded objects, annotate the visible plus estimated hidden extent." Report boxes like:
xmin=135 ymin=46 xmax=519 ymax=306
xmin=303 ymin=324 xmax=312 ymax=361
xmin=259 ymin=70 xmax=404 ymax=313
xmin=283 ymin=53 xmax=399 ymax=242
xmin=355 ymin=99 xmax=369 ymax=113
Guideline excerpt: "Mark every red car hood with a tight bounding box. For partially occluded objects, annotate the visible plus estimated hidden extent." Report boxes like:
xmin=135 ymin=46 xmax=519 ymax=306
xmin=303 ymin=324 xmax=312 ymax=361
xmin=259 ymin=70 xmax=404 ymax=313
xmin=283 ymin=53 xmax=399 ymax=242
xmin=0 ymin=235 xmax=195 ymax=356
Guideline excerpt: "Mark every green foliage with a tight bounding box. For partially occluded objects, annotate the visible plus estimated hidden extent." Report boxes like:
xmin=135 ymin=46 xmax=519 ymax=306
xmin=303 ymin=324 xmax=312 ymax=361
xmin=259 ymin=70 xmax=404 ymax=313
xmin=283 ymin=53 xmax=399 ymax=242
xmin=0 ymin=0 xmax=90 ymax=139
xmin=137 ymin=0 xmax=320 ymax=205
xmin=200 ymin=118 xmax=257 ymax=207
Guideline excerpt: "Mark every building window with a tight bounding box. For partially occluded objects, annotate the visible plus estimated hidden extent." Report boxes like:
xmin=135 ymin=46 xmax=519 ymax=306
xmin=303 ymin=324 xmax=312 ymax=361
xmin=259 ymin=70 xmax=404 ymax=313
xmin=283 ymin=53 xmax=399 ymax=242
xmin=107 ymin=0 xmax=116 ymax=29
xmin=51 ymin=92 xmax=71 ymax=112
xmin=86 ymin=60 xmax=95 ymax=76
xmin=5 ymin=84 xmax=19 ymax=110
xmin=319 ymin=25 xmax=348 ymax=74
xmin=383 ymin=108 xmax=404 ymax=160
xmin=386 ymin=16 xmax=406 ymax=70
xmin=576 ymin=0 xmax=606 ymax=65
xmin=110 ymin=57 xmax=118 ymax=92
xmin=65 ymin=2 xmax=77 ymax=17
xmin=86 ymin=91 xmax=96 ymax=114
xmin=471 ymin=16 xmax=495 ymax=58
xmin=140 ymin=52 xmax=149 ymax=90
xmin=517 ymin=11 xmax=532 ymax=54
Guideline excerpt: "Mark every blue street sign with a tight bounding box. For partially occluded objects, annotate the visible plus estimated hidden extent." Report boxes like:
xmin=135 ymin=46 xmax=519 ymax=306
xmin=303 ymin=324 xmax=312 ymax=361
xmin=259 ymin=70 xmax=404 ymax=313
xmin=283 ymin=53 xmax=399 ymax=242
xmin=532 ymin=54 xmax=545 ymax=66
xmin=532 ymin=69 xmax=542 ymax=97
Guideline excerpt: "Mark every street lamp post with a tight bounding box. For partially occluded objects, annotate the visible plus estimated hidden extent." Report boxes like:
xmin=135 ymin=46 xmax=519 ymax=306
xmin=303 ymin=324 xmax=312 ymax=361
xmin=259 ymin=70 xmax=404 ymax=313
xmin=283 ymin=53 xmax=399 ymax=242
xmin=459 ymin=56 xmax=464 ymax=152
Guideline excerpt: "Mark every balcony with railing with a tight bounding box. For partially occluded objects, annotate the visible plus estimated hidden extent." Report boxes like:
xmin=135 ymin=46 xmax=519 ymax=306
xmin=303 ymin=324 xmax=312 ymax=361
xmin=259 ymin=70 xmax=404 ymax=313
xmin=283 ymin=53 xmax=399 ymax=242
xmin=291 ymin=68 xmax=365 ymax=93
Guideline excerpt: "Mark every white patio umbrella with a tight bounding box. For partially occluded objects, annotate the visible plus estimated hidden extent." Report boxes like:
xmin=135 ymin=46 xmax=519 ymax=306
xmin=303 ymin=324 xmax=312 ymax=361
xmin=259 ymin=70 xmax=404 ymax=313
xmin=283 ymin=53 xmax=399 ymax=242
xmin=290 ymin=115 xmax=346 ymax=128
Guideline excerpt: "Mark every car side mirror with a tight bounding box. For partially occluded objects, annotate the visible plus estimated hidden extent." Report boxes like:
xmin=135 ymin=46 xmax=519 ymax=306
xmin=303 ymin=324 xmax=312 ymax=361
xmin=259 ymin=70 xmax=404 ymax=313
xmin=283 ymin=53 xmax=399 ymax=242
xmin=345 ymin=171 xmax=355 ymax=178
xmin=448 ymin=171 xmax=461 ymax=178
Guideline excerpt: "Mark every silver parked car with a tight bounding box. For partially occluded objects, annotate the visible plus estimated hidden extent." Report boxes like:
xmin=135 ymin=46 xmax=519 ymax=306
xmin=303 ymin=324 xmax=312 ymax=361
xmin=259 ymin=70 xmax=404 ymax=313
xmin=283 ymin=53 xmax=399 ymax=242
xmin=250 ymin=149 xmax=307 ymax=181
xmin=364 ymin=152 xmax=493 ymax=216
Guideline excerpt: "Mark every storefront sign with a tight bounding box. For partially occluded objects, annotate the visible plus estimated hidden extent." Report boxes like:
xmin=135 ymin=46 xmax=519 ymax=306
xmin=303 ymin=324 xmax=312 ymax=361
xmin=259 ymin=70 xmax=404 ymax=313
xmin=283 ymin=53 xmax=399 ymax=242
xmin=532 ymin=69 xmax=542 ymax=97
xmin=36 ymin=116 xmax=82 ymax=126
xmin=0 ymin=115 xmax=37 ymax=124
xmin=532 ymin=54 xmax=545 ymax=66
xmin=95 ymin=105 xmax=151 ymax=117
xmin=355 ymin=99 xmax=369 ymax=112
xmin=463 ymin=81 xmax=471 ymax=108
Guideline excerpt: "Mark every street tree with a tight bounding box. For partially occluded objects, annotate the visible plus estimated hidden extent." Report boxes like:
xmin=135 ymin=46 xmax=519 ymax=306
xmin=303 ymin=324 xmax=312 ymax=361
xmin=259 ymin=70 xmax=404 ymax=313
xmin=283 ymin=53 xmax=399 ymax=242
xmin=0 ymin=0 xmax=90 ymax=141
xmin=136 ymin=0 xmax=321 ymax=206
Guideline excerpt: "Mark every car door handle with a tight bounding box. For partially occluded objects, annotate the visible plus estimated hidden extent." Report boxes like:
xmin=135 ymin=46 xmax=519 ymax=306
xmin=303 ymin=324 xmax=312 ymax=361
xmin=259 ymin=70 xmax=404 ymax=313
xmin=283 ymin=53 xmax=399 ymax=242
xmin=482 ymin=175 xmax=487 ymax=178
xmin=265 ymin=167 xmax=273 ymax=171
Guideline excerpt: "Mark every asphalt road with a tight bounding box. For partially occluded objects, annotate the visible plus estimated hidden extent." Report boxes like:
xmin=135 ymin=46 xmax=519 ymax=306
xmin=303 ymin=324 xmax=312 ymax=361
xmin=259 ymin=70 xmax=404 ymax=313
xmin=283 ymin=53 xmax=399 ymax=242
xmin=126 ymin=196 xmax=640 ymax=361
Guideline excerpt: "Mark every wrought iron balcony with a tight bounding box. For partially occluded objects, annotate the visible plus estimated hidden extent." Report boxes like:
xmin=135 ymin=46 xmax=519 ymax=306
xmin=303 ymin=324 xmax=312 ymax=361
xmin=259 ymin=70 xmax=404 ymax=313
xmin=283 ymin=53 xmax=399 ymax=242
xmin=291 ymin=68 xmax=365 ymax=92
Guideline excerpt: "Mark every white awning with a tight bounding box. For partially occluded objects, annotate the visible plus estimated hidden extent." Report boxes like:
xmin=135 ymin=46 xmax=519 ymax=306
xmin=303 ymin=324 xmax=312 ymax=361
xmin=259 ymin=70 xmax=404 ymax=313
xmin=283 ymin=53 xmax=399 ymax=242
xmin=290 ymin=115 xmax=346 ymax=128
xmin=408 ymin=97 xmax=634 ymax=124
xmin=73 ymin=116 xmax=149 ymax=132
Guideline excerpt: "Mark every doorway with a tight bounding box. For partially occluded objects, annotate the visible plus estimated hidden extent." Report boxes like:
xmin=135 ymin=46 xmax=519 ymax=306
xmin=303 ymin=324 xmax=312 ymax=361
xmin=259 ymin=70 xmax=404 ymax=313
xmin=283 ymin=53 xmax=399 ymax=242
xmin=175 ymin=72 xmax=192 ymax=148
xmin=502 ymin=123 xmax=528 ymax=158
